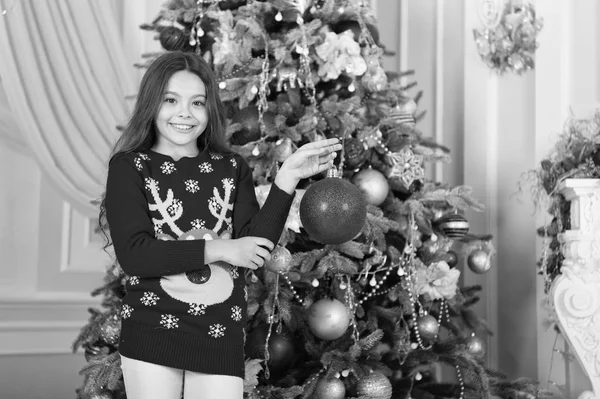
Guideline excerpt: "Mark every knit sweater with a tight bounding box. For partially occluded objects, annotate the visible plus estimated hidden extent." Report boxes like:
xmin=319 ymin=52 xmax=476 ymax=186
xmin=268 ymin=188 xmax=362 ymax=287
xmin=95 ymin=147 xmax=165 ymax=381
xmin=105 ymin=148 xmax=294 ymax=378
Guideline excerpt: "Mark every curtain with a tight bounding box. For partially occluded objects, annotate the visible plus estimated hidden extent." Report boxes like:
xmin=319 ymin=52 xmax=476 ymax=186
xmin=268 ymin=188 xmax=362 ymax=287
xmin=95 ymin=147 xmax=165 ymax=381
xmin=0 ymin=0 xmax=136 ymax=215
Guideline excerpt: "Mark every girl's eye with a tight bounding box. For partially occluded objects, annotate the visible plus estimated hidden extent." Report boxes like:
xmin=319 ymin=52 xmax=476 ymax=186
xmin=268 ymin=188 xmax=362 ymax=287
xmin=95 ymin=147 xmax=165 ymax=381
xmin=164 ymin=98 xmax=176 ymax=103
xmin=193 ymin=100 xmax=205 ymax=107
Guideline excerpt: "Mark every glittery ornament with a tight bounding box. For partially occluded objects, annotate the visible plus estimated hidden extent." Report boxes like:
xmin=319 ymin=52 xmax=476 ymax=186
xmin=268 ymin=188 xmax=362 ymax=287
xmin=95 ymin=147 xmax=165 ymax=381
xmin=265 ymin=245 xmax=293 ymax=273
xmin=351 ymin=168 xmax=389 ymax=206
xmin=436 ymin=213 xmax=469 ymax=239
xmin=466 ymin=334 xmax=486 ymax=357
xmin=313 ymin=377 xmax=346 ymax=399
xmin=416 ymin=314 xmax=439 ymax=342
xmin=100 ymin=316 xmax=121 ymax=345
xmin=356 ymin=371 xmax=393 ymax=399
xmin=300 ymin=169 xmax=366 ymax=245
xmin=159 ymin=26 xmax=188 ymax=51
xmin=245 ymin=324 xmax=296 ymax=371
xmin=83 ymin=344 xmax=104 ymax=361
xmin=307 ymin=298 xmax=350 ymax=340
xmin=467 ymin=249 xmax=491 ymax=274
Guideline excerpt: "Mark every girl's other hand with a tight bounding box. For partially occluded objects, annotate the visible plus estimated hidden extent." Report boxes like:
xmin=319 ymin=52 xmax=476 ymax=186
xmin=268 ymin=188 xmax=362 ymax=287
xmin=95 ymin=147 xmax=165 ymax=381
xmin=220 ymin=237 xmax=274 ymax=270
xmin=275 ymin=138 xmax=343 ymax=194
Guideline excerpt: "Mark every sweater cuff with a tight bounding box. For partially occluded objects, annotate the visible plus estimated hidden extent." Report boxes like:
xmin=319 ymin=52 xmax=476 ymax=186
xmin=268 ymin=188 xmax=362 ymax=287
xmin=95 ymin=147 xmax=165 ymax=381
xmin=163 ymin=239 xmax=206 ymax=275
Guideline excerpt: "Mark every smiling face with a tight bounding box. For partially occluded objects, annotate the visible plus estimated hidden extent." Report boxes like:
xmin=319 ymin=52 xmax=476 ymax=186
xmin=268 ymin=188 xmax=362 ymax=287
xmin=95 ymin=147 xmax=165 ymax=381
xmin=153 ymin=70 xmax=209 ymax=158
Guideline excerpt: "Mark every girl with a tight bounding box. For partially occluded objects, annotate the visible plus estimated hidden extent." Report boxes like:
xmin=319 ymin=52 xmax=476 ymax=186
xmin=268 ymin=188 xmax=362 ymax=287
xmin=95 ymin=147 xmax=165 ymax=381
xmin=102 ymin=51 xmax=342 ymax=399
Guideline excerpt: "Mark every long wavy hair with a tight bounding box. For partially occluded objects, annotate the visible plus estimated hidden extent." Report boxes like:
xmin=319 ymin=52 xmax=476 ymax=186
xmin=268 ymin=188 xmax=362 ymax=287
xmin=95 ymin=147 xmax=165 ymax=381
xmin=99 ymin=51 xmax=230 ymax=248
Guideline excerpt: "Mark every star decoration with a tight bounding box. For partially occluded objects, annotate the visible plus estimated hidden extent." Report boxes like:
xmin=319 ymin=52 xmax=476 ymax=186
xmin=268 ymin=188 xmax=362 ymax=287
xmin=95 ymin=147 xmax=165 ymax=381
xmin=387 ymin=147 xmax=424 ymax=187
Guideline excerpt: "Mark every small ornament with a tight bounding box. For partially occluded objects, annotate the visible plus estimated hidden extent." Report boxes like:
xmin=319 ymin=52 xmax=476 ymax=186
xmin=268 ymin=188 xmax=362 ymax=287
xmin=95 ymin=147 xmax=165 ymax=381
xmin=307 ymin=298 xmax=350 ymax=340
xmin=351 ymin=168 xmax=390 ymax=206
xmin=467 ymin=249 xmax=491 ymax=274
xmin=245 ymin=324 xmax=296 ymax=371
xmin=344 ymin=138 xmax=369 ymax=169
xmin=230 ymin=106 xmax=261 ymax=144
xmin=436 ymin=213 xmax=469 ymax=239
xmin=300 ymin=169 xmax=367 ymax=245
xmin=313 ymin=377 xmax=346 ymax=399
xmin=387 ymin=147 xmax=425 ymax=189
xmin=271 ymin=138 xmax=294 ymax=163
xmin=385 ymin=101 xmax=417 ymax=127
xmin=159 ymin=26 xmax=188 ymax=51
xmin=312 ymin=278 xmax=320 ymax=287
xmin=446 ymin=250 xmax=459 ymax=268
xmin=416 ymin=314 xmax=439 ymax=342
xmin=83 ymin=344 xmax=104 ymax=361
xmin=218 ymin=81 xmax=227 ymax=89
xmin=356 ymin=371 xmax=393 ymax=399
xmin=466 ymin=334 xmax=486 ymax=357
xmin=265 ymin=245 xmax=293 ymax=273
xmin=99 ymin=316 xmax=121 ymax=345
xmin=415 ymin=372 xmax=423 ymax=381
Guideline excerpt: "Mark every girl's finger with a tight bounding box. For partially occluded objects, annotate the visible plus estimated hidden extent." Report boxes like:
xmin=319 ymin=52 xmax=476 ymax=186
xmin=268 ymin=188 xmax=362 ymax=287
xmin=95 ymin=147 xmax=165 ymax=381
xmin=303 ymin=138 xmax=340 ymax=150
xmin=298 ymin=144 xmax=342 ymax=158
xmin=256 ymin=247 xmax=271 ymax=262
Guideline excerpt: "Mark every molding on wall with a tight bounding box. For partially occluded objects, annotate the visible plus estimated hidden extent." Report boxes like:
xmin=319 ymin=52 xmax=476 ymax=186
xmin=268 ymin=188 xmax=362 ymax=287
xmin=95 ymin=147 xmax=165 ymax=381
xmin=0 ymin=321 xmax=85 ymax=355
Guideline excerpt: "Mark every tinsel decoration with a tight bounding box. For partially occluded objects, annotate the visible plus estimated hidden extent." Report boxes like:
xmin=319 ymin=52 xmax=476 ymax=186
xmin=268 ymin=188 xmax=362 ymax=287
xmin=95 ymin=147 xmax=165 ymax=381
xmin=473 ymin=0 xmax=543 ymax=74
xmin=355 ymin=371 xmax=393 ymax=399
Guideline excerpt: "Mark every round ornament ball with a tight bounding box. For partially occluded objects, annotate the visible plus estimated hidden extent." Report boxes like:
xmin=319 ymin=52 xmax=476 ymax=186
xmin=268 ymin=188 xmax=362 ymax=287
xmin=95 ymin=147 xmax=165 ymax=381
xmin=100 ymin=316 xmax=121 ymax=345
xmin=351 ymin=168 xmax=390 ymax=206
xmin=344 ymin=138 xmax=369 ymax=169
xmin=416 ymin=314 xmax=439 ymax=342
xmin=245 ymin=324 xmax=296 ymax=371
xmin=271 ymin=138 xmax=294 ymax=163
xmin=159 ymin=26 xmax=188 ymax=51
xmin=436 ymin=213 xmax=469 ymax=239
xmin=230 ymin=106 xmax=261 ymax=145
xmin=467 ymin=249 xmax=491 ymax=274
xmin=356 ymin=371 xmax=393 ymax=399
xmin=466 ymin=334 xmax=486 ymax=357
xmin=264 ymin=245 xmax=292 ymax=273
xmin=300 ymin=170 xmax=367 ymax=245
xmin=313 ymin=377 xmax=346 ymax=399
xmin=445 ymin=250 xmax=458 ymax=268
xmin=307 ymin=298 xmax=350 ymax=340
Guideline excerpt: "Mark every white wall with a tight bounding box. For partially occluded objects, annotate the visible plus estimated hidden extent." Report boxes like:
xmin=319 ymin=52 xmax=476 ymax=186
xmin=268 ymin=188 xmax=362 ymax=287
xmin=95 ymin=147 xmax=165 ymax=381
xmin=0 ymin=0 xmax=596 ymax=398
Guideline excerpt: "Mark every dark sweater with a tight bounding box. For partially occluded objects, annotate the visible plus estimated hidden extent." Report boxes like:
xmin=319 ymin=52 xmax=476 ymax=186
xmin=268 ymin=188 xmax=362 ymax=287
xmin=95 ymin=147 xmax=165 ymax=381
xmin=105 ymin=149 xmax=294 ymax=377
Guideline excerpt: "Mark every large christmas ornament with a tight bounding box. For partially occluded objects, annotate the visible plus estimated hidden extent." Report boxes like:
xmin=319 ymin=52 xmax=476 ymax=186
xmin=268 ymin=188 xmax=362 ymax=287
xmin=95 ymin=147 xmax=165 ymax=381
xmin=436 ymin=213 xmax=469 ymax=239
xmin=99 ymin=316 xmax=121 ymax=345
xmin=356 ymin=371 xmax=393 ymax=399
xmin=467 ymin=249 xmax=491 ymax=274
xmin=466 ymin=334 xmax=486 ymax=357
xmin=300 ymin=169 xmax=367 ymax=245
xmin=307 ymin=298 xmax=350 ymax=340
xmin=416 ymin=314 xmax=439 ymax=342
xmin=159 ymin=26 xmax=188 ymax=51
xmin=351 ymin=168 xmax=389 ymax=206
xmin=245 ymin=324 xmax=296 ymax=371
xmin=264 ymin=245 xmax=293 ymax=273
xmin=313 ymin=377 xmax=346 ymax=399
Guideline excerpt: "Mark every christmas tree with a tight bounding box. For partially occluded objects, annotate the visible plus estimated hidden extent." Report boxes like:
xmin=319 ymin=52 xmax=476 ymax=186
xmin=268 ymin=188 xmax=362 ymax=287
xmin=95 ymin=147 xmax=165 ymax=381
xmin=73 ymin=1 xmax=545 ymax=398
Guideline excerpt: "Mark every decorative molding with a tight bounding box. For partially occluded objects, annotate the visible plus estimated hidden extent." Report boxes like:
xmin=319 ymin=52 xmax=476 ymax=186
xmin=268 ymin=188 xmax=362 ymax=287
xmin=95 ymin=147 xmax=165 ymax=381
xmin=552 ymin=179 xmax=600 ymax=399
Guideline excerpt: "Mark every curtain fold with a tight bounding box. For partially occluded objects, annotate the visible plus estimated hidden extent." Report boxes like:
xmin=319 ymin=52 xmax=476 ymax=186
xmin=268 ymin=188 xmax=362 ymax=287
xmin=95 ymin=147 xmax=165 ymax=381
xmin=0 ymin=0 xmax=136 ymax=215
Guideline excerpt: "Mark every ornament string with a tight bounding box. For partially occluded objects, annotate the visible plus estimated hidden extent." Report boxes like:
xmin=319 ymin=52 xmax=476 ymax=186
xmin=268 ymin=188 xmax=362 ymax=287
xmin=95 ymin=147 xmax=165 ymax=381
xmin=263 ymin=273 xmax=280 ymax=380
xmin=257 ymin=39 xmax=270 ymax=136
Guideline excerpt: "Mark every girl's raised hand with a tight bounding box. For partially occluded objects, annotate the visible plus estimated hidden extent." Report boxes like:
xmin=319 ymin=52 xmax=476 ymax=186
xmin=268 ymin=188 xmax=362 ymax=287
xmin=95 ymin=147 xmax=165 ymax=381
xmin=275 ymin=138 xmax=343 ymax=194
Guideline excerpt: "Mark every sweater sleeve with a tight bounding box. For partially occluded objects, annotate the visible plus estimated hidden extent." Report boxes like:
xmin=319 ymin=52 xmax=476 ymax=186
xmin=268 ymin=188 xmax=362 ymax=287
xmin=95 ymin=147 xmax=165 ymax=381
xmin=105 ymin=154 xmax=206 ymax=278
xmin=232 ymin=155 xmax=295 ymax=245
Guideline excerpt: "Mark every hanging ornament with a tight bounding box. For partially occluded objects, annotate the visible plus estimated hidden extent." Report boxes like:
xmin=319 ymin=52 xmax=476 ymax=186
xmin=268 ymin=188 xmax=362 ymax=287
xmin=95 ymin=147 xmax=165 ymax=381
xmin=416 ymin=314 xmax=439 ymax=342
xmin=344 ymin=138 xmax=369 ymax=169
xmin=384 ymin=101 xmax=417 ymax=128
xmin=436 ymin=213 xmax=469 ymax=239
xmin=356 ymin=371 xmax=393 ymax=399
xmin=445 ymin=250 xmax=459 ymax=268
xmin=313 ymin=377 xmax=346 ymax=399
xmin=159 ymin=26 xmax=189 ymax=51
xmin=271 ymin=138 xmax=294 ymax=163
xmin=307 ymin=298 xmax=350 ymax=340
xmin=351 ymin=168 xmax=390 ymax=206
xmin=466 ymin=334 xmax=486 ymax=357
xmin=387 ymin=147 xmax=425 ymax=189
xmin=83 ymin=344 xmax=105 ymax=362
xmin=467 ymin=249 xmax=491 ymax=274
xmin=300 ymin=169 xmax=367 ymax=245
xmin=99 ymin=315 xmax=121 ymax=345
xmin=230 ymin=106 xmax=261 ymax=145
xmin=245 ymin=324 xmax=296 ymax=372
xmin=473 ymin=1 xmax=542 ymax=74
xmin=265 ymin=245 xmax=293 ymax=273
